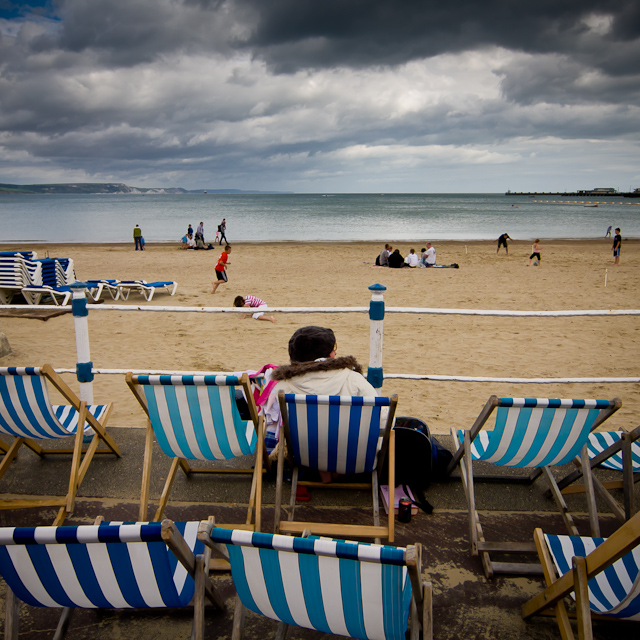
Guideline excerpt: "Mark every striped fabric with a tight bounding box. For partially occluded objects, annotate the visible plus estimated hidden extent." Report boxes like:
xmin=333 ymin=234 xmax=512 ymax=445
xmin=282 ymin=394 xmax=390 ymax=474
xmin=136 ymin=375 xmax=256 ymax=460
xmin=0 ymin=522 xmax=201 ymax=609
xmin=545 ymin=533 xmax=640 ymax=620
xmin=588 ymin=432 xmax=640 ymax=472
xmin=456 ymin=398 xmax=615 ymax=468
xmin=0 ymin=367 xmax=107 ymax=440
xmin=210 ymin=527 xmax=411 ymax=640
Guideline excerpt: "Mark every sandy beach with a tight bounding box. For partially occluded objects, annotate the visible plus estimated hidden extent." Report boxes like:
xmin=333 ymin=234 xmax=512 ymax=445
xmin=0 ymin=238 xmax=638 ymax=434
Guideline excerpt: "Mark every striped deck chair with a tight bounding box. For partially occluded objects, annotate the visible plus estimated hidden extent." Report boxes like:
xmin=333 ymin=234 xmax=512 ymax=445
xmin=275 ymin=392 xmax=397 ymax=542
xmin=447 ymin=396 xmax=621 ymax=577
xmin=557 ymin=425 xmax=640 ymax=523
xmin=0 ymin=365 xmax=121 ymax=525
xmin=198 ymin=523 xmax=432 ymax=640
xmin=0 ymin=519 xmax=223 ymax=640
xmin=522 ymin=511 xmax=640 ymax=639
xmin=126 ymin=373 xmax=267 ymax=529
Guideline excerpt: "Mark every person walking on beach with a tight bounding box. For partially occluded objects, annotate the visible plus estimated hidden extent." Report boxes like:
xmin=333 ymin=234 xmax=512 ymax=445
xmin=233 ymin=295 xmax=276 ymax=323
xmin=528 ymin=239 xmax=541 ymax=266
xmin=218 ymin=218 xmax=227 ymax=245
xmin=196 ymin=221 xmax=205 ymax=241
xmin=211 ymin=245 xmax=231 ymax=293
xmin=605 ymin=225 xmax=612 ymax=238
xmin=496 ymin=233 xmax=511 ymax=254
xmin=133 ymin=224 xmax=143 ymax=251
xmin=613 ymin=228 xmax=622 ymax=265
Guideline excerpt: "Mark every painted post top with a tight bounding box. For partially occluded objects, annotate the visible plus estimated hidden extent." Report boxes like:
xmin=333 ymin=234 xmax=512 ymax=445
xmin=368 ymin=283 xmax=387 ymax=292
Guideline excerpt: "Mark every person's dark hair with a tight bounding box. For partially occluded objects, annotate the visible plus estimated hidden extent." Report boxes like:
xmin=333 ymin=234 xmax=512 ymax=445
xmin=288 ymin=326 xmax=336 ymax=363
xmin=233 ymin=296 xmax=245 ymax=307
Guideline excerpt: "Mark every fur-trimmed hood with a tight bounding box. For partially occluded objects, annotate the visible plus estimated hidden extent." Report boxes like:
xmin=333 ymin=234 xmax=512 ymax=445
xmin=271 ymin=355 xmax=363 ymax=381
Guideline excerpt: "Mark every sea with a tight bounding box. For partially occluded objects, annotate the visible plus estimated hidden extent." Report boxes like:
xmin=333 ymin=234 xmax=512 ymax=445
xmin=1 ymin=192 xmax=638 ymax=244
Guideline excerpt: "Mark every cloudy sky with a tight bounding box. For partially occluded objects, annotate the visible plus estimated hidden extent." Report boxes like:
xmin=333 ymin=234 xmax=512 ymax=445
xmin=0 ymin=0 xmax=638 ymax=192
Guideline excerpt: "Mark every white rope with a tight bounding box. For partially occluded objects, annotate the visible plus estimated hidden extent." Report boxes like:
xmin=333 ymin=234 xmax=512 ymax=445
xmin=6 ymin=303 xmax=638 ymax=317
xmin=53 ymin=368 xmax=639 ymax=384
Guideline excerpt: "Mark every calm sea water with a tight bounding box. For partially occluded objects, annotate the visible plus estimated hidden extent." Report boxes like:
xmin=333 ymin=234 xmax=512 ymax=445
xmin=1 ymin=193 xmax=638 ymax=243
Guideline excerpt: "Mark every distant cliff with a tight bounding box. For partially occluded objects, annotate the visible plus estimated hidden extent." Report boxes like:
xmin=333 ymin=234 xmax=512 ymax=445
xmin=0 ymin=182 xmax=188 ymax=194
xmin=0 ymin=182 xmax=290 ymax=195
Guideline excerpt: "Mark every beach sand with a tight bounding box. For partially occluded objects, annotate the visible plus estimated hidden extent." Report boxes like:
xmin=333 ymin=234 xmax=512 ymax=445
xmin=0 ymin=239 xmax=638 ymax=434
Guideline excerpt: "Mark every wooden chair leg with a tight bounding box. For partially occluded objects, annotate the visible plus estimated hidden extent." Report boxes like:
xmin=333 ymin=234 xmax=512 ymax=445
xmin=193 ymin=553 xmax=207 ymax=640
xmin=5 ymin=587 xmax=20 ymax=640
xmin=154 ymin=457 xmax=183 ymax=522
xmin=0 ymin=439 xmax=24 ymax=482
xmin=52 ymin=607 xmax=74 ymax=640
xmin=275 ymin=621 xmax=289 ymax=640
xmin=409 ymin=597 xmax=419 ymax=640
xmin=274 ymin=439 xmax=286 ymax=534
xmin=543 ymin=466 xmax=580 ymax=536
xmin=580 ymin=445 xmax=600 ymax=537
xmin=139 ymin=422 xmax=155 ymax=521
xmin=572 ymin=556 xmax=593 ymax=640
xmin=288 ymin=466 xmax=299 ymax=522
xmin=65 ymin=403 xmax=88 ymax=516
xmin=422 ymin=582 xmax=433 ymax=640
xmin=231 ymin=594 xmax=246 ymax=640
xmin=622 ymin=432 xmax=635 ymax=519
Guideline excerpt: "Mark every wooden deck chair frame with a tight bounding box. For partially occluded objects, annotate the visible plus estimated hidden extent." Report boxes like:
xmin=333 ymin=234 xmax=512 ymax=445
xmin=0 ymin=517 xmax=224 ymax=640
xmin=0 ymin=365 xmax=121 ymax=525
xmin=274 ymin=391 xmax=398 ymax=543
xmin=446 ymin=395 xmax=621 ymax=577
xmin=126 ymin=372 xmax=268 ymax=530
xmin=522 ymin=510 xmax=640 ymax=640
xmin=198 ymin=521 xmax=432 ymax=640
xmin=556 ymin=424 xmax=640 ymax=523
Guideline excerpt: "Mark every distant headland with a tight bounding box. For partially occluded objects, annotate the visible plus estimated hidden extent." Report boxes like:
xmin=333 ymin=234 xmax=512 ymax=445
xmin=0 ymin=182 xmax=290 ymax=195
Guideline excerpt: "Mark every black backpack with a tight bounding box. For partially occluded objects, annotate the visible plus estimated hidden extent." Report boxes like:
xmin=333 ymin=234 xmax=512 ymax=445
xmin=380 ymin=416 xmax=452 ymax=514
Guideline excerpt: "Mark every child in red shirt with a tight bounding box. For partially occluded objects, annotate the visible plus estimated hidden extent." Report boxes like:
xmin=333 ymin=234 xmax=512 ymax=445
xmin=211 ymin=245 xmax=231 ymax=293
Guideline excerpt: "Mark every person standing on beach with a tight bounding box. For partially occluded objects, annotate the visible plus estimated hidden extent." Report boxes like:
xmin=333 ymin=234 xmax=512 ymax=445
xmin=211 ymin=245 xmax=231 ymax=293
xmin=218 ymin=218 xmax=227 ymax=245
xmin=133 ymin=224 xmax=143 ymax=251
xmin=233 ymin=295 xmax=276 ymax=323
xmin=496 ymin=233 xmax=511 ymax=254
xmin=605 ymin=225 xmax=612 ymax=238
xmin=197 ymin=221 xmax=205 ymax=241
xmin=187 ymin=224 xmax=193 ymax=237
xmin=528 ymin=239 xmax=541 ymax=266
xmin=613 ymin=228 xmax=622 ymax=265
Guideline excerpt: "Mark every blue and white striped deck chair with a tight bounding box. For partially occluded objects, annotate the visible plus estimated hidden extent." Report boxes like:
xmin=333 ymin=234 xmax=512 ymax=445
xmin=522 ymin=511 xmax=640 ymax=639
xmin=447 ymin=396 xmax=621 ymax=577
xmin=0 ymin=365 xmax=121 ymax=525
xmin=275 ymin=392 xmax=398 ymax=543
xmin=557 ymin=424 xmax=640 ymax=523
xmin=0 ymin=519 xmax=223 ymax=640
xmin=126 ymin=372 xmax=266 ymax=529
xmin=198 ymin=524 xmax=432 ymax=640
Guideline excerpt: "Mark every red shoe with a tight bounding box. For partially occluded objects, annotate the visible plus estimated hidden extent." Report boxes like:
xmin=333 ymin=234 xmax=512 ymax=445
xmin=296 ymin=486 xmax=311 ymax=502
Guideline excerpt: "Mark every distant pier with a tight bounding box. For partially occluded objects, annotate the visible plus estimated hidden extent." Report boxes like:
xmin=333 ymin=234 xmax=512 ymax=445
xmin=506 ymin=190 xmax=640 ymax=198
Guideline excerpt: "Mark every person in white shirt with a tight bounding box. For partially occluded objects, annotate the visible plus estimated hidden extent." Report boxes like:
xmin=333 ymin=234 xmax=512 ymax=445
xmin=405 ymin=248 xmax=420 ymax=267
xmin=423 ymin=242 xmax=436 ymax=267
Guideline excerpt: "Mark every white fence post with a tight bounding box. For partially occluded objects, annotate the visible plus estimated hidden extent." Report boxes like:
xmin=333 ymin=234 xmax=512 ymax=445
xmin=70 ymin=282 xmax=94 ymax=404
xmin=367 ymin=283 xmax=386 ymax=389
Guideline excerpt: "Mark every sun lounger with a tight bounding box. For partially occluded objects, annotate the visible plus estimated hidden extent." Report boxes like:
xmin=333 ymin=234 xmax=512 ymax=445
xmin=0 ymin=365 xmax=121 ymax=524
xmin=447 ymin=396 xmax=621 ymax=576
xmin=0 ymin=519 xmax=223 ymax=640
xmin=117 ymin=280 xmax=178 ymax=301
xmin=20 ymin=284 xmax=73 ymax=306
xmin=85 ymin=279 xmax=122 ymax=301
xmin=198 ymin=522 xmax=432 ymax=640
xmin=522 ymin=510 xmax=640 ymax=638
xmin=275 ymin=392 xmax=398 ymax=542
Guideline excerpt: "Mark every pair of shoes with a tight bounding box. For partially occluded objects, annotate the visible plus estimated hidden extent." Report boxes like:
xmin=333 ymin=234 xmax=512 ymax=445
xmin=296 ymin=486 xmax=311 ymax=502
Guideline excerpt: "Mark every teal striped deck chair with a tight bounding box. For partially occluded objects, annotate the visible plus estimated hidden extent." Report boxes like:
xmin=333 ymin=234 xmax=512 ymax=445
xmin=557 ymin=424 xmax=640 ymax=523
xmin=0 ymin=365 xmax=121 ymax=525
xmin=126 ymin=373 xmax=266 ymax=529
xmin=198 ymin=523 xmax=432 ymax=640
xmin=447 ymin=396 xmax=621 ymax=577
xmin=275 ymin=392 xmax=398 ymax=543
xmin=522 ymin=510 xmax=640 ymax=638
xmin=0 ymin=519 xmax=223 ymax=640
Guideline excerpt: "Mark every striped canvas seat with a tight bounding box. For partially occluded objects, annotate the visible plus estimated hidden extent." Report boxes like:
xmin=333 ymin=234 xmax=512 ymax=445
xmin=522 ymin=511 xmax=640 ymax=637
xmin=127 ymin=373 xmax=266 ymax=528
xmin=447 ymin=396 xmax=621 ymax=577
xmin=200 ymin=525 xmax=431 ymax=640
xmin=456 ymin=398 xmax=616 ymax=468
xmin=275 ymin=392 xmax=397 ymax=542
xmin=0 ymin=366 xmax=120 ymax=525
xmin=588 ymin=432 xmax=640 ymax=472
xmin=0 ymin=520 xmax=223 ymax=639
